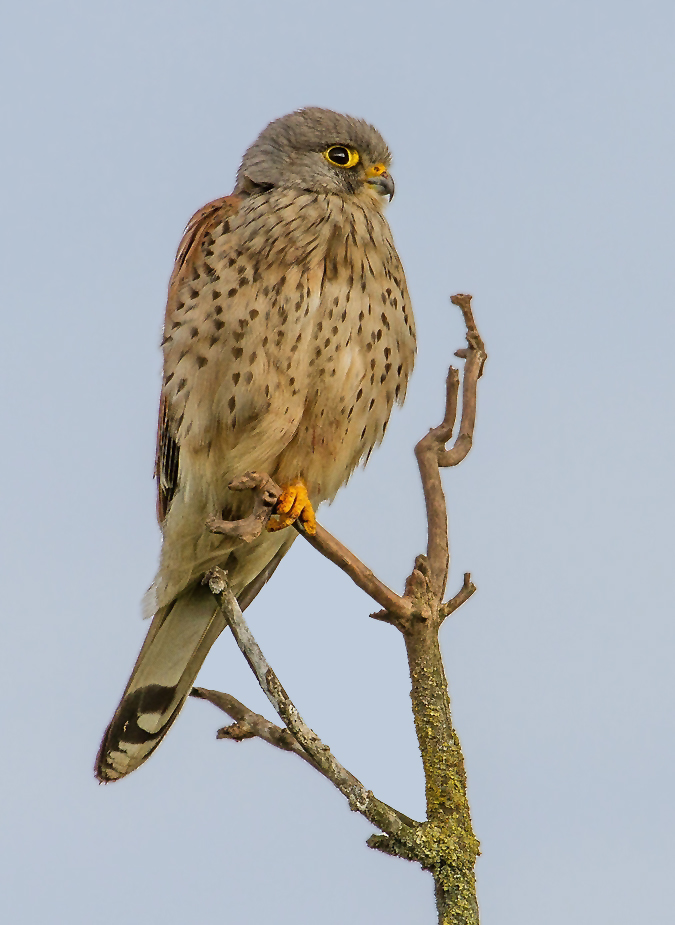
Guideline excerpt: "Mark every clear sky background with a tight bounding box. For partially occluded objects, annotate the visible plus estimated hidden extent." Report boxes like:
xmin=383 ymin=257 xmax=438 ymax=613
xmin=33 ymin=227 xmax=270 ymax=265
xmin=2 ymin=1 xmax=674 ymax=922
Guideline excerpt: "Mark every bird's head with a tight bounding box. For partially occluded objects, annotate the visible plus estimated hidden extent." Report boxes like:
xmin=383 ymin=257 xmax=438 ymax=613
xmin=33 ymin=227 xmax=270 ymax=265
xmin=235 ymin=107 xmax=395 ymax=206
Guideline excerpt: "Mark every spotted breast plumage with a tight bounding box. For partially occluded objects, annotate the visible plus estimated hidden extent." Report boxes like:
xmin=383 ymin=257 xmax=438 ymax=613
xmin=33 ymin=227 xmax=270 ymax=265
xmin=96 ymin=108 xmax=416 ymax=782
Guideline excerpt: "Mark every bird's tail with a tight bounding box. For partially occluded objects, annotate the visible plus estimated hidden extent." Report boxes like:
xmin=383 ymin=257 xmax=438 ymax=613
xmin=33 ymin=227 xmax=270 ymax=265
xmin=95 ymin=583 xmax=226 ymax=782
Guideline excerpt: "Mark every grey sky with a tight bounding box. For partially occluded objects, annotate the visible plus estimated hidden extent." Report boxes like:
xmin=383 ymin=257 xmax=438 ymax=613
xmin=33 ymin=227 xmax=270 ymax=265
xmin=2 ymin=1 xmax=674 ymax=922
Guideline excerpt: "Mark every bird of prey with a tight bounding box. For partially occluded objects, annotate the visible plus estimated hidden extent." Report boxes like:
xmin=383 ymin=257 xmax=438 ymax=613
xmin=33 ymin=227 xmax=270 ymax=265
xmin=96 ymin=108 xmax=416 ymax=782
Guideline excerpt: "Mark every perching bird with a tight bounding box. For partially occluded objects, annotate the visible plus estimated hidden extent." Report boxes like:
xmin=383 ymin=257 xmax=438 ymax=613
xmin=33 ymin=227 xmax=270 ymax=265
xmin=96 ymin=108 xmax=416 ymax=781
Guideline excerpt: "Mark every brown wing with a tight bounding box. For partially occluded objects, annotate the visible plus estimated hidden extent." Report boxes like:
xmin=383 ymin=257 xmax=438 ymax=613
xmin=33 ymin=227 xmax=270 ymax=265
xmin=154 ymin=195 xmax=241 ymax=522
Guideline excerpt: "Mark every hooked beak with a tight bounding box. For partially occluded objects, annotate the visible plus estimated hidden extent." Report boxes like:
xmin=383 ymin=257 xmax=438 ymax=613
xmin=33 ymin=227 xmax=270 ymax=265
xmin=365 ymin=163 xmax=395 ymax=201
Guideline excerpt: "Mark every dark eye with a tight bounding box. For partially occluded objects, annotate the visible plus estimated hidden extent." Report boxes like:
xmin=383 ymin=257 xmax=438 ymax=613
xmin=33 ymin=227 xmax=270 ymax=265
xmin=324 ymin=145 xmax=360 ymax=168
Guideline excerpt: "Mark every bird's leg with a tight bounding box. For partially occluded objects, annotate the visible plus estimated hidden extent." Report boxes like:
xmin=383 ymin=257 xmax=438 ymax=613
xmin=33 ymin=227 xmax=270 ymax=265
xmin=267 ymin=478 xmax=317 ymax=535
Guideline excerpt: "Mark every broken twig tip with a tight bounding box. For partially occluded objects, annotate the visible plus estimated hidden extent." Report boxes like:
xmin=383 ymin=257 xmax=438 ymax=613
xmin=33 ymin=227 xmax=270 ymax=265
xmin=204 ymin=567 xmax=227 ymax=595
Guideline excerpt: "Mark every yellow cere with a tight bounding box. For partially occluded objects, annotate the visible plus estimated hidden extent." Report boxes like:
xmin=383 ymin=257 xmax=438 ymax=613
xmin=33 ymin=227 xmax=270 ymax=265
xmin=365 ymin=162 xmax=387 ymax=178
xmin=323 ymin=145 xmax=360 ymax=168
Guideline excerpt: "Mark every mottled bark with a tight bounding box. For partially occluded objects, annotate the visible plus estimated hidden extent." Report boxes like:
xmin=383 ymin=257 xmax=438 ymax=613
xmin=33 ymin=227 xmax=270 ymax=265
xmin=195 ymin=295 xmax=486 ymax=925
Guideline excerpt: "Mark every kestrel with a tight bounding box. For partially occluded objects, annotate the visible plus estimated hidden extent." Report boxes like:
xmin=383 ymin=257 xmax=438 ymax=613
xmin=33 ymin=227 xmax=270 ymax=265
xmin=96 ymin=108 xmax=416 ymax=781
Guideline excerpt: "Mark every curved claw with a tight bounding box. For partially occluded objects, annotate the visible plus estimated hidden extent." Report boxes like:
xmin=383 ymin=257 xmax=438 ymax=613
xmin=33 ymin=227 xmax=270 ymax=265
xmin=267 ymin=479 xmax=317 ymax=535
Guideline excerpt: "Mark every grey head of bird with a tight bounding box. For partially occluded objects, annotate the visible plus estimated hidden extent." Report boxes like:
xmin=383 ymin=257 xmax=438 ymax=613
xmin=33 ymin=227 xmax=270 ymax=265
xmin=235 ymin=107 xmax=395 ymax=204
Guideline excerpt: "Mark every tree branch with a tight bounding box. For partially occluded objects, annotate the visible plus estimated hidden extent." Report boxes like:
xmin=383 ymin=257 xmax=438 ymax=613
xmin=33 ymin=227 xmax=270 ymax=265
xmin=191 ymin=687 xmax=319 ymax=766
xmin=302 ymin=524 xmax=412 ymax=623
xmin=207 ymin=480 xmax=412 ymax=624
xmin=439 ymin=294 xmax=486 ymax=469
xmin=414 ymin=294 xmax=487 ymax=604
xmin=414 ymin=368 xmax=459 ymax=602
xmin=205 ymin=471 xmax=281 ymax=542
xmin=439 ymin=573 xmax=477 ymax=624
xmin=191 ymin=685 xmax=419 ymax=829
xmin=201 ymin=567 xmax=419 ymax=836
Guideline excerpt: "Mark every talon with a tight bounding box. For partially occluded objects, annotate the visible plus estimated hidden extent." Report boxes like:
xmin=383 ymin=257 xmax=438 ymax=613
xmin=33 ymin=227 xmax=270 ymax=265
xmin=267 ymin=479 xmax=316 ymax=535
xmin=299 ymin=503 xmax=317 ymax=536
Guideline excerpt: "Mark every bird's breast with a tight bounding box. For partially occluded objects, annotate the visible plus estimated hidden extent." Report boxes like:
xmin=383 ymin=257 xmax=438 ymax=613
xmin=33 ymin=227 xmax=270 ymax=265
xmin=162 ymin=189 xmax=415 ymax=502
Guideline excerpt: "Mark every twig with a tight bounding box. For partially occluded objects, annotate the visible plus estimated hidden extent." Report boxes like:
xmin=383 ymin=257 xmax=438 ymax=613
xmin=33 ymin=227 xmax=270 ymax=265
xmin=439 ymin=573 xmax=477 ymax=624
xmin=191 ymin=685 xmax=419 ymax=829
xmin=191 ymin=688 xmax=320 ymax=768
xmin=206 ymin=471 xmax=281 ymax=543
xmin=440 ymin=295 xmax=486 ymax=469
xmin=414 ymin=368 xmax=459 ymax=602
xmin=207 ymin=479 xmax=412 ymax=623
xmin=202 ymin=567 xmax=418 ymax=835
xmin=302 ymin=525 xmax=412 ymax=622
xmin=414 ymin=295 xmax=487 ymax=603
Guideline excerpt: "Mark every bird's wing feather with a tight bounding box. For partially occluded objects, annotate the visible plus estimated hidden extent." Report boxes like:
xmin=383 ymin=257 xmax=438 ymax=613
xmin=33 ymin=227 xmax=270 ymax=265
xmin=236 ymin=534 xmax=296 ymax=611
xmin=155 ymin=196 xmax=241 ymax=522
xmin=95 ymin=194 xmax=303 ymax=782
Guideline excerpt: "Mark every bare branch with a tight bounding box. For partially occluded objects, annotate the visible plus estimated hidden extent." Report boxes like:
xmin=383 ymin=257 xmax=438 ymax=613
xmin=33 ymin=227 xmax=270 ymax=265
xmin=439 ymin=295 xmax=486 ymax=469
xmin=202 ymin=567 xmax=419 ymax=835
xmin=191 ymin=687 xmax=320 ymax=767
xmin=206 ymin=476 xmax=412 ymax=623
xmin=437 ymin=366 xmax=461 ymax=443
xmin=439 ymin=573 xmax=477 ymax=624
xmin=217 ymin=720 xmax=256 ymax=741
xmin=301 ymin=524 xmax=412 ymax=623
xmin=413 ymin=295 xmax=486 ymax=602
xmin=192 ymin=686 xmax=419 ymax=830
xmin=414 ymin=370 xmax=458 ymax=601
xmin=206 ymin=471 xmax=282 ymax=543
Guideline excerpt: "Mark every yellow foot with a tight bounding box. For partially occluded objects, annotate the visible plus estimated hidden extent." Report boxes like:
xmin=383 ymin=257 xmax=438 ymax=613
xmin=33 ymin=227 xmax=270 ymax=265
xmin=267 ymin=479 xmax=317 ymax=535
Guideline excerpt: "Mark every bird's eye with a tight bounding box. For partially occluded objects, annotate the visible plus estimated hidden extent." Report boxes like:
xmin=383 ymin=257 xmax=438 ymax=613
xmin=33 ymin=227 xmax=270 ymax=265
xmin=324 ymin=146 xmax=360 ymax=168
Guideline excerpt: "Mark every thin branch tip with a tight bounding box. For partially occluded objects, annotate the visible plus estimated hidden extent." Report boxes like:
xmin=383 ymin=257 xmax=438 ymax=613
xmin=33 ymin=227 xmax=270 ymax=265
xmin=203 ymin=566 xmax=228 ymax=595
xmin=439 ymin=573 xmax=477 ymax=621
xmin=217 ymin=721 xmax=256 ymax=741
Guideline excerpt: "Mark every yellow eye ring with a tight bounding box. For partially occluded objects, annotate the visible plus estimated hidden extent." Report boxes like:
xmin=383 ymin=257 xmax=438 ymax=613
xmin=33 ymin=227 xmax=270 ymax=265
xmin=323 ymin=145 xmax=360 ymax=168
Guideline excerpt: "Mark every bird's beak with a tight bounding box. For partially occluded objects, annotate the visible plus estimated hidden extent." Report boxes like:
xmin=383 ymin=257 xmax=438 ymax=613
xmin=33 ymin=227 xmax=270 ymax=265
xmin=365 ymin=163 xmax=395 ymax=201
